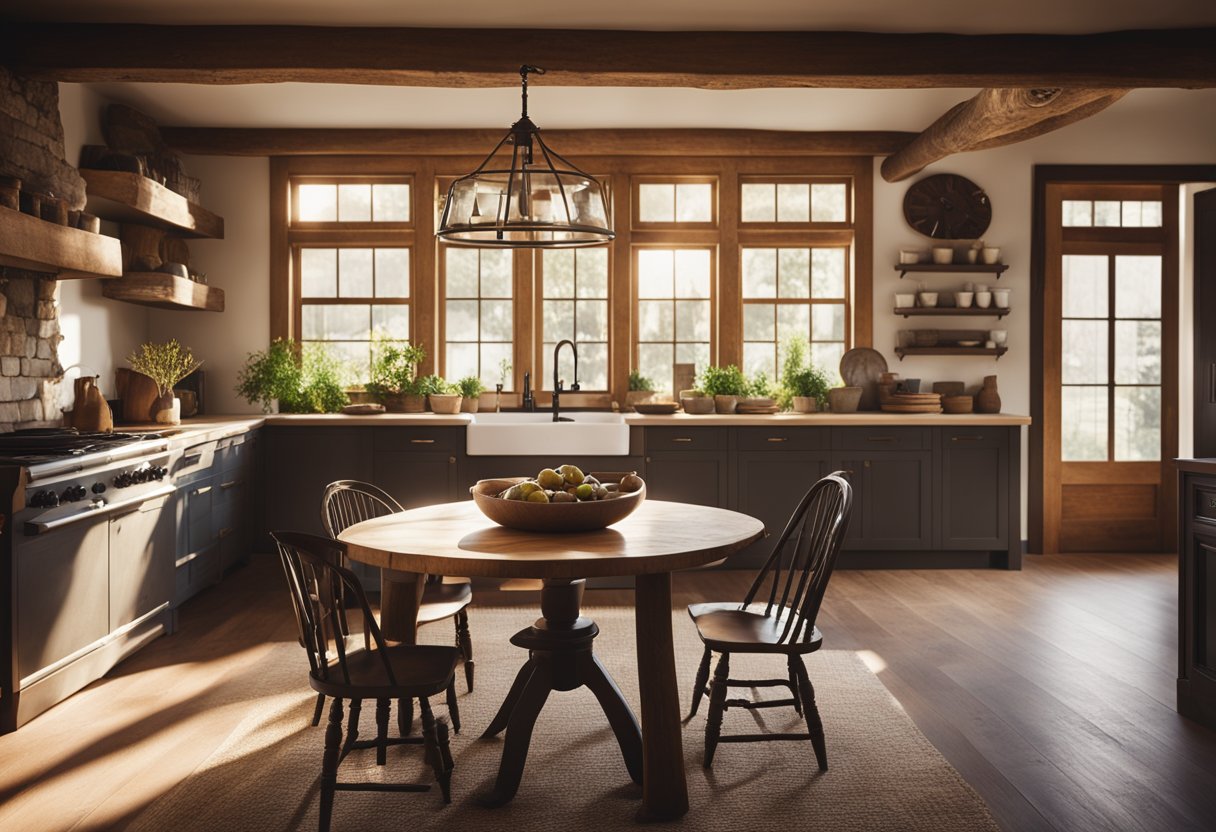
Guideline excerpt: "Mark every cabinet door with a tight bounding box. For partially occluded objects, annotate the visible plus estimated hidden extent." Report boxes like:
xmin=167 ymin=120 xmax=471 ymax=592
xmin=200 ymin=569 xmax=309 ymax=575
xmin=643 ymin=451 xmax=728 ymax=508
xmin=831 ymin=451 xmax=933 ymax=550
xmin=939 ymin=428 xmax=1009 ymax=550
xmin=374 ymin=451 xmax=459 ymax=510
xmin=263 ymin=428 xmax=372 ymax=537
xmin=109 ymin=493 xmax=174 ymax=631
xmin=732 ymin=451 xmax=831 ymax=567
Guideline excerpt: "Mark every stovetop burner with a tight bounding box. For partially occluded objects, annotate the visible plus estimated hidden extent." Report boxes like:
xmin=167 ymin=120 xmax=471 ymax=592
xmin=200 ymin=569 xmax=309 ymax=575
xmin=0 ymin=428 xmax=160 ymax=464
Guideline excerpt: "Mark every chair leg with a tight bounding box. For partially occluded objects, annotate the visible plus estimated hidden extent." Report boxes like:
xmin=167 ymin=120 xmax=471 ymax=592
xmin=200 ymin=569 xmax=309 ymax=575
xmin=687 ymin=646 xmax=713 ymax=719
xmin=446 ymin=679 xmax=462 ymax=734
xmin=419 ymin=698 xmax=453 ymax=804
xmin=319 ymin=697 xmax=344 ymax=832
xmin=787 ymin=654 xmax=803 ymax=716
xmin=397 ymin=697 xmax=414 ymax=736
xmin=792 ymin=655 xmax=828 ymax=771
xmin=703 ymin=652 xmax=730 ymax=768
xmin=311 ymin=692 xmax=326 ymax=727
xmin=341 ymin=699 xmax=361 ymax=759
xmin=456 ymin=610 xmax=475 ymax=693
xmin=375 ymin=698 xmax=390 ymax=766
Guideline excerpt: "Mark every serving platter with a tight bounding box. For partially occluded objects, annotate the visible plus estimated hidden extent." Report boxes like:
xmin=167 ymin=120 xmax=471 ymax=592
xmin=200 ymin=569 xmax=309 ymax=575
xmin=839 ymin=347 xmax=889 ymax=411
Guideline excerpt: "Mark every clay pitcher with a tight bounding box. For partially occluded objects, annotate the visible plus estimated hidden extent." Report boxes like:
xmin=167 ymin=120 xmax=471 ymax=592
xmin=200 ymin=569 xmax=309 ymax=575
xmin=71 ymin=376 xmax=113 ymax=432
xmin=975 ymin=375 xmax=1002 ymax=414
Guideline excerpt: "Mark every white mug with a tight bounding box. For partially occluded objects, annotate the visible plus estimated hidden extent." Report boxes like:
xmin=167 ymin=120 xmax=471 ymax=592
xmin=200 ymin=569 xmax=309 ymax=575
xmin=899 ymin=250 xmax=921 ymax=264
xmin=982 ymin=246 xmax=1001 ymax=265
xmin=919 ymin=291 xmax=939 ymax=308
xmin=985 ymin=340 xmax=996 ymax=349
xmin=990 ymin=329 xmax=1008 ymax=345
xmin=994 ymin=289 xmax=1011 ymax=308
xmin=895 ymin=293 xmax=916 ymax=308
xmin=932 ymin=247 xmax=953 ymax=265
xmin=975 ymin=291 xmax=993 ymax=309
xmin=955 ymin=291 xmax=974 ymax=308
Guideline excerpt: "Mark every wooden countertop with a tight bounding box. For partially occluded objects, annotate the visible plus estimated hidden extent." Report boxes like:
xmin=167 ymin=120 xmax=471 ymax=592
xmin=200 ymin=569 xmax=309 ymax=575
xmin=621 ymin=412 xmax=1031 ymax=426
xmin=1177 ymin=458 xmax=1216 ymax=475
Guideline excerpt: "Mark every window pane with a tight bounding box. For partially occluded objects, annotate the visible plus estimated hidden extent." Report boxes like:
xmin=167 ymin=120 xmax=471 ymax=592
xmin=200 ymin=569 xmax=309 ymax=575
xmin=638 ymin=343 xmax=674 ymax=394
xmin=1115 ymin=255 xmax=1161 ymax=319
xmin=1115 ymin=320 xmax=1161 ymax=384
xmin=675 ymin=342 xmax=711 ymax=377
xmin=741 ymin=183 xmax=775 ymax=222
xmin=313 ymin=341 xmax=368 ymax=388
xmin=674 ymin=251 xmax=711 ymax=298
xmin=1062 ymin=255 xmax=1108 ymax=317
xmin=812 ymin=248 xmax=846 ymax=298
xmin=544 ymin=249 xmax=576 ymax=297
xmin=1062 ymin=200 xmax=1092 ymax=227
xmin=302 ymin=304 xmax=369 ymax=341
xmin=371 ymin=305 xmax=408 ymax=339
xmin=1121 ymin=200 xmax=1142 ymax=227
xmin=637 ymin=301 xmax=673 ymax=341
xmin=337 ymin=184 xmax=371 ymax=221
xmin=776 ymin=183 xmax=810 ymax=222
xmin=578 ymin=342 xmax=608 ymax=390
xmin=777 ymin=305 xmax=811 ymax=344
xmin=811 ymin=342 xmax=844 ymax=384
xmin=1094 ymin=200 xmax=1121 ymax=226
xmin=577 ymin=248 xmax=609 ymax=298
xmin=374 ymin=248 xmax=409 ymax=297
xmin=672 ymin=298 xmax=708 ymax=343
xmin=446 ymin=343 xmax=478 ymax=382
xmin=372 ymin=184 xmax=410 ymax=221
xmin=338 ymin=248 xmax=373 ymax=297
xmin=1062 ymin=386 xmax=1109 ymax=461
xmin=480 ymin=250 xmax=513 ymax=297
xmin=675 ymin=183 xmax=713 ymax=222
xmin=1114 ymin=386 xmax=1160 ymax=461
xmin=301 ymin=248 xmax=336 ymax=297
xmin=480 ymin=343 xmax=512 ymax=388
xmin=543 ymin=300 xmax=575 ymax=342
xmin=638 ymin=184 xmax=674 ymax=222
xmin=813 ymin=303 xmax=846 ymax=342
xmin=576 ymin=299 xmax=608 ymax=342
xmin=811 ymin=183 xmax=847 ymax=222
xmin=743 ymin=341 xmax=776 ymax=380
xmin=743 ymin=304 xmax=775 ymax=341
xmin=638 ymin=250 xmax=674 ymax=298
xmin=1062 ymin=320 xmax=1108 ymax=383
xmin=445 ymin=300 xmax=478 ymax=338
xmin=481 ymin=299 xmax=513 ymax=341
xmin=297 ymin=184 xmax=336 ymax=221
xmin=742 ymin=248 xmax=777 ymax=298
xmin=778 ymin=248 xmax=811 ymax=298
xmin=445 ymin=249 xmax=479 ymax=297
xmin=1140 ymin=201 xmax=1163 ymax=227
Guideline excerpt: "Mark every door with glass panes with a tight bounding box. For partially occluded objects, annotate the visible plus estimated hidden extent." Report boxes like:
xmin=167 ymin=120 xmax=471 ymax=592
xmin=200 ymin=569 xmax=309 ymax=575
xmin=1046 ymin=183 xmax=1178 ymax=553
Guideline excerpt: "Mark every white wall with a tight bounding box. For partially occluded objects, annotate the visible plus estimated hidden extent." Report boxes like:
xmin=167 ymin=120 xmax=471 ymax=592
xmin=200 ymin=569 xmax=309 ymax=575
xmin=147 ymin=155 xmax=270 ymax=414
xmin=55 ymin=84 xmax=150 ymax=410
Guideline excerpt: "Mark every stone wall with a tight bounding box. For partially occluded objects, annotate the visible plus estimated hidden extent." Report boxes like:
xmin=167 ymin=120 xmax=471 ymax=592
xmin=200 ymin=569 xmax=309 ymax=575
xmin=0 ymin=277 xmax=62 ymax=430
xmin=0 ymin=67 xmax=85 ymax=209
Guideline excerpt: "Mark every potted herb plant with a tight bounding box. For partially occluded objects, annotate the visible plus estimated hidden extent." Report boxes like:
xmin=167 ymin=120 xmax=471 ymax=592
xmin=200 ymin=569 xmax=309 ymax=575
xmin=625 ymin=368 xmax=656 ymax=412
xmin=698 ymin=364 xmax=748 ymax=414
xmin=366 ymin=340 xmax=427 ymax=412
xmin=455 ymin=375 xmax=485 ymax=412
xmin=292 ymin=343 xmax=350 ymax=414
xmin=418 ymin=374 xmax=462 ymax=414
xmin=235 ymin=338 xmax=300 ymax=413
xmin=128 ymin=339 xmax=202 ymax=425
xmin=778 ymin=338 xmax=830 ymax=413
xmin=495 ymin=358 xmax=511 ymax=413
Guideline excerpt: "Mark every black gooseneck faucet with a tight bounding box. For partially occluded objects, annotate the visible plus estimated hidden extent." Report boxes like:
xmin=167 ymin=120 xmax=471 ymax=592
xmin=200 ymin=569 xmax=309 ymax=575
xmin=552 ymin=340 xmax=580 ymax=422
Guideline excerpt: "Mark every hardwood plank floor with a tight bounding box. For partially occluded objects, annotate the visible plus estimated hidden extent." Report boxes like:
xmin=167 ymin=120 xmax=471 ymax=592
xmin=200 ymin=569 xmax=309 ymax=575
xmin=1 ymin=552 xmax=1214 ymax=831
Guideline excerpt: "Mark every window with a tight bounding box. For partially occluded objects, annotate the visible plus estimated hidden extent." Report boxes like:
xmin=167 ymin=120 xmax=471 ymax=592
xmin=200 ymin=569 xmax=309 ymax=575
xmin=635 ymin=248 xmax=713 ymax=394
xmin=295 ymin=181 xmax=411 ymax=223
xmin=741 ymin=246 xmax=847 ymax=381
xmin=635 ymin=179 xmax=716 ymax=225
xmin=442 ymin=248 xmax=514 ymax=387
xmin=540 ymin=248 xmax=610 ymax=390
xmin=740 ymin=179 xmax=849 ymax=224
xmin=1062 ymin=199 xmax=1162 ymax=228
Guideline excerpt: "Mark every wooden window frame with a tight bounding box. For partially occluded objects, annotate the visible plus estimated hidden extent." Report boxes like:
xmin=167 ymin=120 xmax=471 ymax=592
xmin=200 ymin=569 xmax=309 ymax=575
xmin=737 ymin=175 xmax=853 ymax=230
xmin=437 ymin=246 xmax=526 ymax=391
xmin=631 ymin=175 xmax=719 ymax=231
xmin=631 ymin=243 xmax=719 ymax=392
xmin=534 ymin=247 xmax=613 ymax=393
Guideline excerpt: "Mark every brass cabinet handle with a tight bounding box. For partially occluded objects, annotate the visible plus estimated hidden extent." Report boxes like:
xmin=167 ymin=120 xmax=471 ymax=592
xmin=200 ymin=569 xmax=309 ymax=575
xmin=766 ymin=437 xmax=788 ymax=443
xmin=192 ymin=485 xmax=212 ymax=496
xmin=672 ymin=437 xmax=693 ymax=443
xmin=409 ymin=438 xmax=435 ymax=444
xmin=220 ymin=479 xmax=242 ymax=490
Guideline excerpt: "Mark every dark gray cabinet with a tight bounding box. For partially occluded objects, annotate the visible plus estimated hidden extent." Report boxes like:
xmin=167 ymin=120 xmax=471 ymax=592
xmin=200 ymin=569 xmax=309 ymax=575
xmin=938 ymin=427 xmax=1009 ymax=550
xmin=1178 ymin=462 xmax=1216 ymax=731
xmin=263 ymin=427 xmax=372 ymax=537
xmin=109 ymin=491 xmax=174 ymax=632
xmin=644 ymin=452 xmax=729 ymax=507
xmin=831 ymin=428 xmax=933 ymax=551
xmin=732 ymin=450 xmax=831 ymax=566
xmin=372 ymin=427 xmax=462 ymax=509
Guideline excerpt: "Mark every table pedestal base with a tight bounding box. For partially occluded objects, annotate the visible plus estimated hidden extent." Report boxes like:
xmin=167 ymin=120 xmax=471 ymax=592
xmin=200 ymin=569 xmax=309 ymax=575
xmin=481 ymin=578 xmax=643 ymax=804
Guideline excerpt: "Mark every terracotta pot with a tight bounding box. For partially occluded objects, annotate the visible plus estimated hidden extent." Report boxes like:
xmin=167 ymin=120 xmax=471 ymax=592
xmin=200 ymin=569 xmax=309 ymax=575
xmin=792 ymin=396 xmax=819 ymax=413
xmin=383 ymin=393 xmax=425 ymax=413
xmin=713 ymin=395 xmax=739 ymax=414
xmin=975 ymin=375 xmax=1002 ymax=414
xmin=153 ymin=392 xmax=181 ymax=425
xmin=427 ymin=393 xmax=463 ymax=414
xmin=680 ymin=395 xmax=714 ymax=414
xmin=828 ymin=386 xmax=863 ymax=413
xmin=460 ymin=396 xmax=480 ymax=413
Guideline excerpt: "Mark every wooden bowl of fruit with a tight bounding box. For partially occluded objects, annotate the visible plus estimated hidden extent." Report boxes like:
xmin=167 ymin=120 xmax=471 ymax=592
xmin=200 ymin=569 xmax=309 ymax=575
xmin=469 ymin=465 xmax=646 ymax=533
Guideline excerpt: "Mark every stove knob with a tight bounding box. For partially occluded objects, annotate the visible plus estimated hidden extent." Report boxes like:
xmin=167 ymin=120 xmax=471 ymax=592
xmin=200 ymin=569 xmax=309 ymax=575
xmin=92 ymin=482 xmax=107 ymax=494
xmin=153 ymin=465 xmax=169 ymax=480
xmin=114 ymin=473 xmax=132 ymax=488
xmin=61 ymin=485 xmax=87 ymax=503
xmin=133 ymin=469 xmax=149 ymax=483
xmin=30 ymin=489 xmax=58 ymax=508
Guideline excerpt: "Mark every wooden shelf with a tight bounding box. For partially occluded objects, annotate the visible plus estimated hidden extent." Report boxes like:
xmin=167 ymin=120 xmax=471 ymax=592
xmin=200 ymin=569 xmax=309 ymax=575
xmin=101 ymin=272 xmax=225 ymax=312
xmin=82 ymin=170 xmax=224 ymax=239
xmin=894 ymin=306 xmax=1011 ymax=319
xmin=895 ymin=346 xmax=1008 ymax=360
xmin=895 ymin=263 xmax=1009 ymax=280
xmin=0 ymin=205 xmax=122 ymax=278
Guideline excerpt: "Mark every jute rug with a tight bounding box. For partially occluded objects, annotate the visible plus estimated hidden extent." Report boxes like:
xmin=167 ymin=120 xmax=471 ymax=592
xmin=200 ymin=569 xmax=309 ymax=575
xmin=126 ymin=607 xmax=998 ymax=832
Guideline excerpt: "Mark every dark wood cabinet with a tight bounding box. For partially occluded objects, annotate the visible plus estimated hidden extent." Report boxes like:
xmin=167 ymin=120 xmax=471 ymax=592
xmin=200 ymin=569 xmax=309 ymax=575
xmin=832 ymin=450 xmax=934 ymax=550
xmin=373 ymin=428 xmax=462 ymax=509
xmin=732 ymin=450 xmax=830 ymax=566
xmin=938 ymin=427 xmax=1009 ymax=551
xmin=263 ymin=427 xmax=372 ymax=537
xmin=643 ymin=451 xmax=729 ymax=508
xmin=1179 ymin=461 xmax=1216 ymax=731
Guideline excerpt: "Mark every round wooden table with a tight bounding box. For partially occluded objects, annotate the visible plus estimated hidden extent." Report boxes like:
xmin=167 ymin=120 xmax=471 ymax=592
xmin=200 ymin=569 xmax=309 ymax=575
xmin=339 ymin=499 xmax=764 ymax=820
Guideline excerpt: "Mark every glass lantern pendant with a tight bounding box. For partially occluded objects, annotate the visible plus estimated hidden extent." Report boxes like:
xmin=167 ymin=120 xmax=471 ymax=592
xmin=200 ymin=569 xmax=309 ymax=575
xmin=436 ymin=66 xmax=614 ymax=248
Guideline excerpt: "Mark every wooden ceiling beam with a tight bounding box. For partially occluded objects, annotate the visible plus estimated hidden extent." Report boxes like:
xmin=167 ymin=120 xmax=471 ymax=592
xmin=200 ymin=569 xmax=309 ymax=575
xmin=7 ymin=25 xmax=1215 ymax=89
xmin=880 ymin=88 xmax=1130 ymax=182
xmin=158 ymin=127 xmax=915 ymax=157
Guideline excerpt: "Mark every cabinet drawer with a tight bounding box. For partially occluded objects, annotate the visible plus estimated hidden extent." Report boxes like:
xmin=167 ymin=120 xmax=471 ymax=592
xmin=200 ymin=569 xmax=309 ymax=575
xmin=941 ymin=428 xmax=1006 ymax=448
xmin=174 ymin=441 xmax=218 ymax=482
xmin=1196 ymin=482 xmax=1216 ymax=525
xmin=737 ymin=428 xmax=828 ymax=452
xmin=645 ymin=428 xmax=726 ymax=452
xmin=832 ymin=427 xmax=930 ymax=451
xmin=218 ymin=434 xmax=251 ymax=473
xmin=374 ymin=427 xmax=463 ymax=452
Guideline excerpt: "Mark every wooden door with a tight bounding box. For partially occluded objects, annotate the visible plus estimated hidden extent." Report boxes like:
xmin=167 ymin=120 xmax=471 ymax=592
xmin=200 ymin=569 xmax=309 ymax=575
xmin=1044 ymin=184 xmax=1179 ymax=553
xmin=1196 ymin=188 xmax=1216 ymax=458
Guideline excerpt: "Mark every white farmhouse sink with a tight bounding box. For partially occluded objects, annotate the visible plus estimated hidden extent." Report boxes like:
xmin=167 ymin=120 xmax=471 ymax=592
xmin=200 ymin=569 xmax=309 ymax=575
xmin=466 ymin=412 xmax=630 ymax=456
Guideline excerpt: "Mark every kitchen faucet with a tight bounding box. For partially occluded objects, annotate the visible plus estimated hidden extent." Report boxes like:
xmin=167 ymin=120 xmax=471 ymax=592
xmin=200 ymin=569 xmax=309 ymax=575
xmin=521 ymin=372 xmax=536 ymax=411
xmin=552 ymin=340 xmax=580 ymax=422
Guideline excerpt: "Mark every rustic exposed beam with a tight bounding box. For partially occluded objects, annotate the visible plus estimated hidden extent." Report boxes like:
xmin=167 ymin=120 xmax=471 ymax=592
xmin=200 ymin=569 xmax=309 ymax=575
xmin=880 ymin=88 xmax=1129 ymax=182
xmin=7 ymin=25 xmax=1216 ymax=89
xmin=159 ymin=127 xmax=914 ymax=157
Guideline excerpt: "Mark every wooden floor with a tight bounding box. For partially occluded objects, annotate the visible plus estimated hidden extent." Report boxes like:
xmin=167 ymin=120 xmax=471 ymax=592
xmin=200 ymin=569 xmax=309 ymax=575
xmin=1 ymin=552 xmax=1214 ymax=831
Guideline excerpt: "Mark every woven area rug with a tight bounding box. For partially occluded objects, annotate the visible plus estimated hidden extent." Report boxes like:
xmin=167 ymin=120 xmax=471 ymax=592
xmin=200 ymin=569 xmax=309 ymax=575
xmin=125 ymin=606 xmax=999 ymax=832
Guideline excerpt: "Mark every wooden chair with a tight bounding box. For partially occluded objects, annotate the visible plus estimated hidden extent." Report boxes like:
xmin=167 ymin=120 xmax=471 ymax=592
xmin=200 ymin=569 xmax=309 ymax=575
xmin=685 ymin=471 xmax=853 ymax=771
xmin=319 ymin=480 xmax=475 ymax=730
xmin=273 ymin=531 xmax=458 ymax=830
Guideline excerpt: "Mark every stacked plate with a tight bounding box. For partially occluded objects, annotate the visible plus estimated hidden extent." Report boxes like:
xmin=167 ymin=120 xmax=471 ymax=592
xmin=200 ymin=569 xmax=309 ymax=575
xmin=880 ymin=392 xmax=943 ymax=414
xmin=736 ymin=397 xmax=779 ymax=414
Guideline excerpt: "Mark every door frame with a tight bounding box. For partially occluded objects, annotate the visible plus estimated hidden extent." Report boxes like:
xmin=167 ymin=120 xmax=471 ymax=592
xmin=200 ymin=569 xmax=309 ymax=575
xmin=1030 ymin=165 xmax=1216 ymax=554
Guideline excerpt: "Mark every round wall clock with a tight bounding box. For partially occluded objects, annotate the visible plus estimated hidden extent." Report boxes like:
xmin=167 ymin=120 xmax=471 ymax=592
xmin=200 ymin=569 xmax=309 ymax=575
xmin=902 ymin=174 xmax=992 ymax=239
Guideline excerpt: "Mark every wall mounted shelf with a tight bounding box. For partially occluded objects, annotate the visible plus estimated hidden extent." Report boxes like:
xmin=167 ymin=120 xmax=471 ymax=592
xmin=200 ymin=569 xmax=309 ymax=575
xmin=81 ymin=170 xmax=225 ymax=239
xmin=895 ymin=346 xmax=1007 ymax=360
xmin=894 ymin=263 xmax=1009 ymax=280
xmin=101 ymin=272 xmax=225 ymax=312
xmin=0 ymin=205 xmax=122 ymax=278
xmin=894 ymin=306 xmax=1011 ymax=319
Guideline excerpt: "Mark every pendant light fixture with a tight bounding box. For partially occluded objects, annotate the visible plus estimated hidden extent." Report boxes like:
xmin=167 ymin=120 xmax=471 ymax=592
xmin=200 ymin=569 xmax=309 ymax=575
xmin=436 ymin=65 xmax=615 ymax=248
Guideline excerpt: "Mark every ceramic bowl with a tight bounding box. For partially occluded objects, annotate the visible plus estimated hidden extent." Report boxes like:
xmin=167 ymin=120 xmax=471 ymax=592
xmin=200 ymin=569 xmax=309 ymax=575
xmin=470 ymin=474 xmax=645 ymax=533
xmin=982 ymin=247 xmax=1002 ymax=265
xmin=827 ymin=386 xmax=863 ymax=413
xmin=894 ymin=293 xmax=916 ymax=308
xmin=975 ymin=291 xmax=993 ymax=309
xmin=680 ymin=395 xmax=715 ymax=414
xmin=919 ymin=292 xmax=939 ymax=308
xmin=955 ymin=291 xmax=974 ymax=308
xmin=932 ymin=247 xmax=954 ymax=265
xmin=899 ymin=250 xmax=922 ymax=264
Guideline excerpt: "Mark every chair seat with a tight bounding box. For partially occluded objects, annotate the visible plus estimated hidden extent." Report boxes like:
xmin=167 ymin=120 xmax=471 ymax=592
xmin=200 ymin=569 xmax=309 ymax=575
xmin=311 ymin=644 xmax=460 ymax=699
xmin=688 ymin=602 xmax=823 ymax=654
xmin=417 ymin=581 xmax=473 ymax=625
